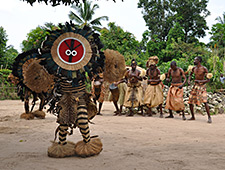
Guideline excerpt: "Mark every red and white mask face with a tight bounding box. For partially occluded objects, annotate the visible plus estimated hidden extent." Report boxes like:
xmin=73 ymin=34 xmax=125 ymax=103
xmin=57 ymin=37 xmax=85 ymax=65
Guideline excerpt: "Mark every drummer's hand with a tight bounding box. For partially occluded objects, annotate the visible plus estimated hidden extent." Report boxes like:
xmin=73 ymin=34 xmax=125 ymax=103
xmin=178 ymin=85 xmax=183 ymax=89
xmin=114 ymin=82 xmax=118 ymax=86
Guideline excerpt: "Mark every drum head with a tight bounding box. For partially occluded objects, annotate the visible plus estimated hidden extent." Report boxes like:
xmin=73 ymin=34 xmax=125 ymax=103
xmin=94 ymin=81 xmax=101 ymax=86
xmin=109 ymin=83 xmax=118 ymax=90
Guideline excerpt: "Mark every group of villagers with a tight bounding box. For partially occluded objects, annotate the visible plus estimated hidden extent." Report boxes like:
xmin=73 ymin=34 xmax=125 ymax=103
xmin=92 ymin=56 xmax=212 ymax=124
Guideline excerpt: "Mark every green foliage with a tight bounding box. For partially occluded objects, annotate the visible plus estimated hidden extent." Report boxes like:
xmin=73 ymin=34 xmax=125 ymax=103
xmin=209 ymin=13 xmax=225 ymax=59
xmin=163 ymin=38 xmax=210 ymax=64
xmin=100 ymin=22 xmax=143 ymax=66
xmin=145 ymin=35 xmax=166 ymax=64
xmin=138 ymin=0 xmax=173 ymax=41
xmin=138 ymin=0 xmax=210 ymax=43
xmin=0 ymin=69 xmax=11 ymax=85
xmin=0 ymin=69 xmax=18 ymax=100
xmin=0 ymin=26 xmax=18 ymax=69
xmin=69 ymin=0 xmax=108 ymax=31
xmin=0 ymin=26 xmax=7 ymax=58
xmin=159 ymin=58 xmax=190 ymax=75
xmin=207 ymin=54 xmax=224 ymax=91
xmin=21 ymin=23 xmax=57 ymax=52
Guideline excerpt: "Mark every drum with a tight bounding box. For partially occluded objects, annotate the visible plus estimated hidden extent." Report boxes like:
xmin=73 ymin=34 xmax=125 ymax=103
xmin=109 ymin=83 xmax=119 ymax=102
xmin=94 ymin=80 xmax=101 ymax=95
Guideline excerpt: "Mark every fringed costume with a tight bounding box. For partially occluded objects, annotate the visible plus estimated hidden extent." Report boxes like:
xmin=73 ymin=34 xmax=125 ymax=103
xmin=124 ymin=81 xmax=143 ymax=108
xmin=144 ymin=83 xmax=164 ymax=108
xmin=165 ymin=83 xmax=185 ymax=111
xmin=9 ymin=51 xmax=51 ymax=120
xmin=12 ymin=22 xmax=126 ymax=158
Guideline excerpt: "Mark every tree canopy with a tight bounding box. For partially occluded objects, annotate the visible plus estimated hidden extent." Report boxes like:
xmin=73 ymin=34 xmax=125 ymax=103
xmin=22 ymin=0 xmax=123 ymax=6
xmin=138 ymin=0 xmax=210 ymax=43
xmin=21 ymin=23 xmax=57 ymax=51
xmin=0 ymin=26 xmax=18 ymax=69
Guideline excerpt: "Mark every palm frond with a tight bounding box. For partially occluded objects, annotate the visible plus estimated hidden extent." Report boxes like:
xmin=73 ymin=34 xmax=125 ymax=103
xmin=92 ymin=26 xmax=102 ymax=32
xmin=90 ymin=16 xmax=109 ymax=26
xmin=69 ymin=11 xmax=84 ymax=24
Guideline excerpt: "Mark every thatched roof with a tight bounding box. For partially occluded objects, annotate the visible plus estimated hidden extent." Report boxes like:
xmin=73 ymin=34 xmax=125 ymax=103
xmin=22 ymin=0 xmax=123 ymax=6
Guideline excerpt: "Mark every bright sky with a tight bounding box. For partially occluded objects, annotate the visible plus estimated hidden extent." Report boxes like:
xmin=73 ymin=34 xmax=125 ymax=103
xmin=0 ymin=0 xmax=224 ymax=52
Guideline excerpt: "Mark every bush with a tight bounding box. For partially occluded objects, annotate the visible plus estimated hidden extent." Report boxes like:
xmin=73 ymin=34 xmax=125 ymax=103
xmin=0 ymin=69 xmax=19 ymax=100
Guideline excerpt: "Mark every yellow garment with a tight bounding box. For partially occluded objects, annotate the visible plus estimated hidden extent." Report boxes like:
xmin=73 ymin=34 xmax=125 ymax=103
xmin=124 ymin=82 xmax=143 ymax=108
xmin=144 ymin=83 xmax=163 ymax=107
xmin=108 ymin=83 xmax=127 ymax=106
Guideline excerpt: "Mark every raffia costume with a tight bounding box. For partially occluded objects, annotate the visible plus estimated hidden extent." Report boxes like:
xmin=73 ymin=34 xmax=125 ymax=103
xmin=124 ymin=72 xmax=143 ymax=108
xmin=12 ymin=22 xmax=126 ymax=158
xmin=165 ymin=83 xmax=185 ymax=111
xmin=144 ymin=83 xmax=164 ymax=107
xmin=10 ymin=51 xmax=49 ymax=120
xmin=144 ymin=56 xmax=164 ymax=107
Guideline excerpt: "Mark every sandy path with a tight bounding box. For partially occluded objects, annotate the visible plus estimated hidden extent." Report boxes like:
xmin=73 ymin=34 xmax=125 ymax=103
xmin=0 ymin=100 xmax=225 ymax=170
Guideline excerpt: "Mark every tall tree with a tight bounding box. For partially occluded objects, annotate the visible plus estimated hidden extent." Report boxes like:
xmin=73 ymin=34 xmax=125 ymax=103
xmin=138 ymin=0 xmax=174 ymax=41
xmin=171 ymin=0 xmax=210 ymax=43
xmin=68 ymin=0 xmax=108 ymax=31
xmin=0 ymin=26 xmax=18 ymax=69
xmin=138 ymin=0 xmax=210 ymax=42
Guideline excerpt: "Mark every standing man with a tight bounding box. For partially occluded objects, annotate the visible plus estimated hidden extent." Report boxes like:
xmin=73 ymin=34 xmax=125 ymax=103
xmin=108 ymin=81 xmax=127 ymax=116
xmin=144 ymin=56 xmax=163 ymax=117
xmin=188 ymin=56 xmax=212 ymax=123
xmin=165 ymin=61 xmax=187 ymax=120
xmin=116 ymin=59 xmax=143 ymax=116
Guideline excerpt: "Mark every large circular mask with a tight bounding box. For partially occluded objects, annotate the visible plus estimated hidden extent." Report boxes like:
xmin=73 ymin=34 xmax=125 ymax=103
xmin=51 ymin=32 xmax=92 ymax=71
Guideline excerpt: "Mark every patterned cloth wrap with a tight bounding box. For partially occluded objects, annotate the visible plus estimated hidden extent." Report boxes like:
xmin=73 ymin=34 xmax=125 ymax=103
xmin=165 ymin=83 xmax=185 ymax=111
xmin=188 ymin=83 xmax=207 ymax=105
xmin=144 ymin=83 xmax=164 ymax=108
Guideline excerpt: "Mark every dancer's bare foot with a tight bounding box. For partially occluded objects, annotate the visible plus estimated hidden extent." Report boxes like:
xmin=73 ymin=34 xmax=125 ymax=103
xmin=182 ymin=116 xmax=186 ymax=120
xmin=188 ymin=117 xmax=195 ymax=120
xmin=113 ymin=111 xmax=120 ymax=116
xmin=97 ymin=112 xmax=103 ymax=116
xmin=127 ymin=113 xmax=134 ymax=117
xmin=165 ymin=115 xmax=174 ymax=118
xmin=207 ymin=117 xmax=212 ymax=123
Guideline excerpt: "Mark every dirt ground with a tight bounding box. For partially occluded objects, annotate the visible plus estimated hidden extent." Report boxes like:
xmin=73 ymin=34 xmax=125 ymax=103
xmin=1 ymin=100 xmax=225 ymax=170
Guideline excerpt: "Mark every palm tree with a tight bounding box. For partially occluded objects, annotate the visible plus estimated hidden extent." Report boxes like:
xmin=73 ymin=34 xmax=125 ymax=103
xmin=216 ymin=12 xmax=225 ymax=24
xmin=68 ymin=0 xmax=109 ymax=31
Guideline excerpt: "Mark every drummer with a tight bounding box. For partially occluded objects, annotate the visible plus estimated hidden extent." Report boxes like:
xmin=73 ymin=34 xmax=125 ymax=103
xmin=108 ymin=80 xmax=127 ymax=116
xmin=91 ymin=73 xmax=105 ymax=115
xmin=115 ymin=59 xmax=143 ymax=116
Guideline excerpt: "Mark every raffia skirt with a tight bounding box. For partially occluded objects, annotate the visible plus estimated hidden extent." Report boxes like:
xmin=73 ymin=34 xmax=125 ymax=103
xmin=144 ymin=83 xmax=163 ymax=108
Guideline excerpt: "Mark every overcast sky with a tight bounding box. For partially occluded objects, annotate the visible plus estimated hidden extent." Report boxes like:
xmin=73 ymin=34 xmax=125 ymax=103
xmin=0 ymin=0 xmax=225 ymax=52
